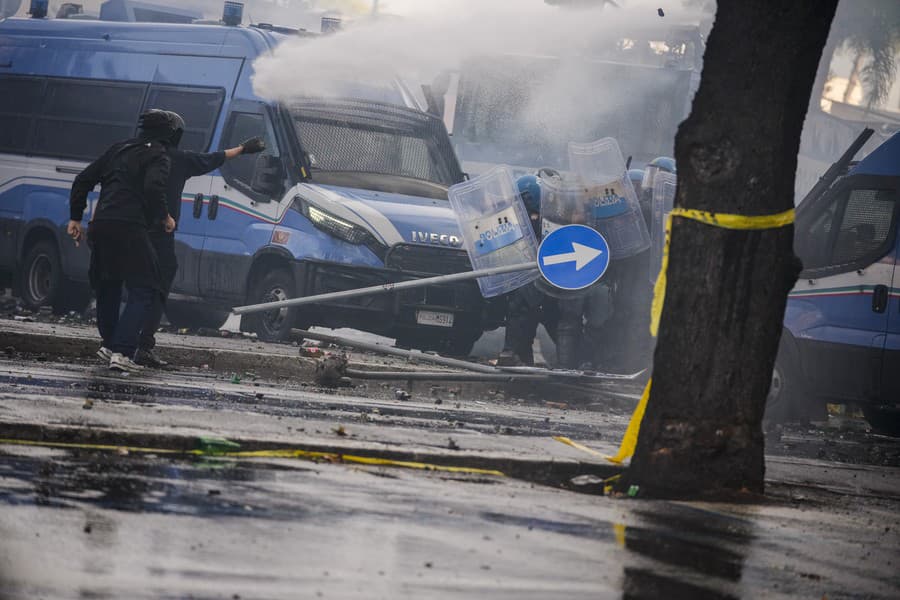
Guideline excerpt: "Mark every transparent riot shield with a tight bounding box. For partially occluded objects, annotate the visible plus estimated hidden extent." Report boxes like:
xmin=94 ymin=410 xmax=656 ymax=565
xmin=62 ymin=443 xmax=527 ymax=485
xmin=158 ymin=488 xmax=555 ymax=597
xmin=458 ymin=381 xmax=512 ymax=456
xmin=534 ymin=174 xmax=604 ymax=300
xmin=447 ymin=166 xmax=539 ymax=298
xmin=567 ymin=138 xmax=651 ymax=259
xmin=650 ymin=171 xmax=677 ymax=282
xmin=539 ymin=173 xmax=591 ymax=237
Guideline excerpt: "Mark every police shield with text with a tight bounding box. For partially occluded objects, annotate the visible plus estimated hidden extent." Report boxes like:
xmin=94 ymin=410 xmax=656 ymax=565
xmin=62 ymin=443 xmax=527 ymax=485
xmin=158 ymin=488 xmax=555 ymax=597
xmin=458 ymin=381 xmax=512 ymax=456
xmin=496 ymin=174 xmax=561 ymax=366
xmin=447 ymin=166 xmax=539 ymax=299
xmin=543 ymin=139 xmax=652 ymax=372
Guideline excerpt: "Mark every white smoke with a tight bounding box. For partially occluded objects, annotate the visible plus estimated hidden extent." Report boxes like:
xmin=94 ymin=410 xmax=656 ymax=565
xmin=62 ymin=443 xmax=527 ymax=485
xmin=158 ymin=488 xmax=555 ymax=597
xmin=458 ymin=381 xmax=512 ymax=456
xmin=252 ymin=0 xmax=702 ymax=101
xmin=250 ymin=1 xmax=709 ymax=167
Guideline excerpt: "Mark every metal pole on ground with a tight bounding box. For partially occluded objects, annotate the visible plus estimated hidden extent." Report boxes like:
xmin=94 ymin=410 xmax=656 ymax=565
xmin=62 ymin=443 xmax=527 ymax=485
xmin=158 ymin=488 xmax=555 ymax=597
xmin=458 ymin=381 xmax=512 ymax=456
xmin=232 ymin=262 xmax=537 ymax=315
xmin=294 ymin=328 xmax=502 ymax=374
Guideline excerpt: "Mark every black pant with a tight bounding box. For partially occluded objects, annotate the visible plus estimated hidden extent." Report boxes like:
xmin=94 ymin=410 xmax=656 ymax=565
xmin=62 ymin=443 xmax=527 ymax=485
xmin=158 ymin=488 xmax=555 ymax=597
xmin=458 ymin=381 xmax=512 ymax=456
xmin=97 ymin=282 xmax=156 ymax=358
xmin=503 ymin=282 xmax=559 ymax=365
xmin=139 ymin=231 xmax=178 ymax=351
xmin=591 ymin=252 xmax=653 ymax=373
xmin=88 ymin=221 xmax=162 ymax=359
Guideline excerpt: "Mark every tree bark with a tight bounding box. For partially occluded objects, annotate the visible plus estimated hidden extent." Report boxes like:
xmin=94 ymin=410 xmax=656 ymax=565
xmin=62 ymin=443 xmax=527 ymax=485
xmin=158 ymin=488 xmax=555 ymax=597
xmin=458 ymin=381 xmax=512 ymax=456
xmin=625 ymin=0 xmax=838 ymax=498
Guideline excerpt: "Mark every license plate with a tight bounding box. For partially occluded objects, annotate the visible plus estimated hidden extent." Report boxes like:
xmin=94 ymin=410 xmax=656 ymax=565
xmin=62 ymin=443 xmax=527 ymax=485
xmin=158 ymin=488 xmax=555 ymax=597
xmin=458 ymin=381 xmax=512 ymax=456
xmin=416 ymin=310 xmax=454 ymax=328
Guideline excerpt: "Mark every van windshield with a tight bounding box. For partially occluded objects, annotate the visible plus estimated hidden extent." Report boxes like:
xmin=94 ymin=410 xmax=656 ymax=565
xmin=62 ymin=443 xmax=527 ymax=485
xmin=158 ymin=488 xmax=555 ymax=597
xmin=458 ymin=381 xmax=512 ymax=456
xmin=290 ymin=99 xmax=464 ymax=193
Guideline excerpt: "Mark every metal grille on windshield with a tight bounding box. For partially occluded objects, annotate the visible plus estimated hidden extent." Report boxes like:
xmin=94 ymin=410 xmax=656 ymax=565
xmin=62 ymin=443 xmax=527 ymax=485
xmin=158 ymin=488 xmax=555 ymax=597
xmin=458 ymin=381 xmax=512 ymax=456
xmin=290 ymin=98 xmax=464 ymax=187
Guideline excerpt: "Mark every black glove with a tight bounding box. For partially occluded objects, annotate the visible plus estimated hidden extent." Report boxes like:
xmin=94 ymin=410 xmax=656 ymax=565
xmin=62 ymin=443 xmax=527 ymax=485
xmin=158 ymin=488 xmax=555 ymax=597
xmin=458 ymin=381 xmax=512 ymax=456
xmin=241 ymin=137 xmax=266 ymax=154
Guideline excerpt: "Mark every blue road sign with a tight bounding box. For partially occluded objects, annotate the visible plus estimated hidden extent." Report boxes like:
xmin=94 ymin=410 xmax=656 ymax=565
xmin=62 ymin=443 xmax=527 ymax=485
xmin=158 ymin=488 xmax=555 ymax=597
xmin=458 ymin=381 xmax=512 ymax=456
xmin=537 ymin=225 xmax=610 ymax=290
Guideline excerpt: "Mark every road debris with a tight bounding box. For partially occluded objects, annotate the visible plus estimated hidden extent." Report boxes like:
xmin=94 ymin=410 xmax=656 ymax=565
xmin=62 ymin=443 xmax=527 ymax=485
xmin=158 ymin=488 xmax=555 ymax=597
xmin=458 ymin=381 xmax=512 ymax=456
xmin=314 ymin=354 xmax=350 ymax=387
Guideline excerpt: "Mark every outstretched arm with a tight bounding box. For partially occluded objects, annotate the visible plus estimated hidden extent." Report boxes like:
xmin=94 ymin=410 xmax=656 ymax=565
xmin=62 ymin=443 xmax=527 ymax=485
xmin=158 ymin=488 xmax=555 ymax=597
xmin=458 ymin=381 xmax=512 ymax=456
xmin=181 ymin=137 xmax=265 ymax=177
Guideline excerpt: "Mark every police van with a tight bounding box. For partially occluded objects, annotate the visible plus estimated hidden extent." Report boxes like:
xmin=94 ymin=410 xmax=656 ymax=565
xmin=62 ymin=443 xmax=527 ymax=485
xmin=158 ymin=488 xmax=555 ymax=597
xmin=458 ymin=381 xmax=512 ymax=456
xmin=769 ymin=131 xmax=899 ymax=435
xmin=0 ymin=10 xmax=500 ymax=353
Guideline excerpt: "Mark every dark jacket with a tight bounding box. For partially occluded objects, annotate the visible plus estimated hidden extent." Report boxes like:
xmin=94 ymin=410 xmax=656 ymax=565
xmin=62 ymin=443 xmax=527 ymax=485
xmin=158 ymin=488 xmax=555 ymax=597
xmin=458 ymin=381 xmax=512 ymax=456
xmin=70 ymin=138 xmax=171 ymax=227
xmin=164 ymin=149 xmax=226 ymax=225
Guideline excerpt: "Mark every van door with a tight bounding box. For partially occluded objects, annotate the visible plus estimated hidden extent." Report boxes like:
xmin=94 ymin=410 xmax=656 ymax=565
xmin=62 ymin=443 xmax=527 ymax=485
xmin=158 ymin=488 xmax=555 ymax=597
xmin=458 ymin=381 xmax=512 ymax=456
xmin=790 ymin=177 xmax=899 ymax=403
xmin=140 ymin=84 xmax=226 ymax=297
xmin=200 ymin=104 xmax=286 ymax=302
xmin=881 ymin=233 xmax=900 ymax=401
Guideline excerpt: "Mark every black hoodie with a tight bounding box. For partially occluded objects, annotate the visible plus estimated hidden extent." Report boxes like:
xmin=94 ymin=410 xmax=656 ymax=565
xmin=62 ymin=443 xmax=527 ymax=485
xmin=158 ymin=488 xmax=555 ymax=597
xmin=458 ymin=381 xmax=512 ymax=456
xmin=70 ymin=136 xmax=171 ymax=227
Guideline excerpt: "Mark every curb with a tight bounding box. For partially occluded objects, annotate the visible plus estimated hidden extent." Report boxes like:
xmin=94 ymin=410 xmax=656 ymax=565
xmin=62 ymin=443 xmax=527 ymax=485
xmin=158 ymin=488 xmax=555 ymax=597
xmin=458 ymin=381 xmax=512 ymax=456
xmin=0 ymin=421 xmax=623 ymax=489
xmin=1 ymin=325 xmax=644 ymax=412
xmin=1 ymin=329 xmax=315 ymax=379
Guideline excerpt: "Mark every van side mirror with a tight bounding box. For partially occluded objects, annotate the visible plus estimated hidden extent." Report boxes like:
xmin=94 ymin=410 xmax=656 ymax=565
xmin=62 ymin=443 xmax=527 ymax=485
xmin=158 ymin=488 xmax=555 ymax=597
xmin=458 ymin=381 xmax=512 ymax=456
xmin=250 ymin=154 xmax=283 ymax=200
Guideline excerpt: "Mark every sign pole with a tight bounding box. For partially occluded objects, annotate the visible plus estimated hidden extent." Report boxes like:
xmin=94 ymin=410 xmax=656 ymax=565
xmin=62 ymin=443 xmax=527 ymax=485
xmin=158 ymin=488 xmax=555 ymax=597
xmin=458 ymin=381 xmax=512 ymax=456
xmin=233 ymin=262 xmax=538 ymax=316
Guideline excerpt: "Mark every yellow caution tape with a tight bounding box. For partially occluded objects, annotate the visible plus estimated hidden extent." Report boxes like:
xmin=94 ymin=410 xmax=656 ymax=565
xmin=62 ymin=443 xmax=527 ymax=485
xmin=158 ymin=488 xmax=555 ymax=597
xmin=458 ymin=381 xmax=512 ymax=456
xmin=0 ymin=438 xmax=185 ymax=455
xmin=603 ymin=474 xmax=621 ymax=495
xmin=607 ymin=379 xmax=651 ymax=464
xmin=552 ymin=436 xmax=605 ymax=457
xmin=229 ymin=448 xmax=505 ymax=476
xmin=0 ymin=438 xmax=505 ymax=477
xmin=651 ymin=207 xmax=795 ymax=336
xmin=613 ymin=522 xmax=627 ymax=547
xmin=610 ymin=207 xmax=795 ymax=464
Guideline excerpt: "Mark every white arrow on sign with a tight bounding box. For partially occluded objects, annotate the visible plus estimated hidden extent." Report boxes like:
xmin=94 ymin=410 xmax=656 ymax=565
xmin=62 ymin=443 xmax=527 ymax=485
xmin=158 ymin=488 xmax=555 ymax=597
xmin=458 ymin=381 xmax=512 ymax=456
xmin=541 ymin=242 xmax=604 ymax=271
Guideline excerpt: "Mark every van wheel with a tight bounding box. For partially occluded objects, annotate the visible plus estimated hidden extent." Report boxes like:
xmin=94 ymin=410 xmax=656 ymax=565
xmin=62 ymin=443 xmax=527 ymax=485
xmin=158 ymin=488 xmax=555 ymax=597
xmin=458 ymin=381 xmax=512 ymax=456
xmin=58 ymin=282 xmax=92 ymax=315
xmin=241 ymin=268 xmax=299 ymax=342
xmin=20 ymin=241 xmax=60 ymax=311
xmin=861 ymin=406 xmax=900 ymax=437
xmin=165 ymin=300 xmax=229 ymax=330
xmin=765 ymin=350 xmax=823 ymax=426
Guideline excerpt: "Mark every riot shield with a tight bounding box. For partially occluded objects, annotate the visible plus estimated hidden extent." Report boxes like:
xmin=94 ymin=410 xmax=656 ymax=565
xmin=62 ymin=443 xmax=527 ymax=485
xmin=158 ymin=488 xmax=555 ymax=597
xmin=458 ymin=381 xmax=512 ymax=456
xmin=567 ymin=138 xmax=651 ymax=259
xmin=447 ymin=166 xmax=539 ymax=298
xmin=650 ymin=171 xmax=677 ymax=282
xmin=533 ymin=174 xmax=607 ymax=300
xmin=539 ymin=173 xmax=592 ymax=237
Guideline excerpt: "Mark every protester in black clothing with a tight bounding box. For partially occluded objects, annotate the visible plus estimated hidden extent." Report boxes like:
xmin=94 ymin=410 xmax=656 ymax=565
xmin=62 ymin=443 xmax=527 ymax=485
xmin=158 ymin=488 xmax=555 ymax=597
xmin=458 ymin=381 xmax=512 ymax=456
xmin=67 ymin=110 xmax=179 ymax=372
xmin=135 ymin=134 xmax=266 ymax=368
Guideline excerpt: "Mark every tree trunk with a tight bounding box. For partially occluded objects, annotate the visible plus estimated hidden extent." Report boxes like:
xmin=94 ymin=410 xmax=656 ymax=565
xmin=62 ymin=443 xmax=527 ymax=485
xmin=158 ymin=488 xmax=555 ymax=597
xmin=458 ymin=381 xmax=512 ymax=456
xmin=625 ymin=0 xmax=838 ymax=498
xmin=844 ymin=50 xmax=864 ymax=103
xmin=810 ymin=35 xmax=838 ymax=112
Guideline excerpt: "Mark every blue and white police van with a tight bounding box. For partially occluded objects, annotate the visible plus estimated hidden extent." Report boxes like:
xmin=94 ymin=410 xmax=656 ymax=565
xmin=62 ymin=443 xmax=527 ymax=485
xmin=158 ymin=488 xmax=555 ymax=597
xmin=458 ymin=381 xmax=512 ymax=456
xmin=770 ymin=131 xmax=899 ymax=434
xmin=0 ymin=7 xmax=500 ymax=353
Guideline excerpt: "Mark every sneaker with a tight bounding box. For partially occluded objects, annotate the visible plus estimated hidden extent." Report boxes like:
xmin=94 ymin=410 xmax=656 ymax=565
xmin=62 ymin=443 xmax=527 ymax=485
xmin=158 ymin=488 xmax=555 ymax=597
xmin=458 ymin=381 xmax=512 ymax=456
xmin=96 ymin=346 xmax=113 ymax=361
xmin=135 ymin=348 xmax=169 ymax=368
xmin=109 ymin=353 xmax=143 ymax=373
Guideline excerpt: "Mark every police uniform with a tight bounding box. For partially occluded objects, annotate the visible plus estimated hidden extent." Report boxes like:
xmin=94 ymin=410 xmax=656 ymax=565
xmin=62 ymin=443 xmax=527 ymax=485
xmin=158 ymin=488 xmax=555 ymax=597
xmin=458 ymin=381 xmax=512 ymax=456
xmin=500 ymin=187 xmax=559 ymax=366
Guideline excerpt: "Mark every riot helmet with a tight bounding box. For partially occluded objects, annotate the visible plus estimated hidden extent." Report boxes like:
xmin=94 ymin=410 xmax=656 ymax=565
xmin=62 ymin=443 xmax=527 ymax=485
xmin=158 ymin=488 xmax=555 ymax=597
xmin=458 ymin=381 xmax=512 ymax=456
xmin=138 ymin=109 xmax=186 ymax=147
xmin=641 ymin=156 xmax=676 ymax=197
xmin=516 ymin=174 xmax=542 ymax=214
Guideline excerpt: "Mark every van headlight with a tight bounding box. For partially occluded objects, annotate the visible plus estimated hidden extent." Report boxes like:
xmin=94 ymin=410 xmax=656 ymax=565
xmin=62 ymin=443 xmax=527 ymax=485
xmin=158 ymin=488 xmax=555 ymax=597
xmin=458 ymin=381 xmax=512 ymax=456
xmin=294 ymin=198 xmax=387 ymax=259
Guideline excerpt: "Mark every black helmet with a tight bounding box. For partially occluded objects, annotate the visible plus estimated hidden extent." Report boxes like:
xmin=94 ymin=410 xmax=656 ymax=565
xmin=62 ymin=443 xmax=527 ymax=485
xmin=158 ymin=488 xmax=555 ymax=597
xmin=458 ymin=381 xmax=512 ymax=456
xmin=138 ymin=109 xmax=185 ymax=147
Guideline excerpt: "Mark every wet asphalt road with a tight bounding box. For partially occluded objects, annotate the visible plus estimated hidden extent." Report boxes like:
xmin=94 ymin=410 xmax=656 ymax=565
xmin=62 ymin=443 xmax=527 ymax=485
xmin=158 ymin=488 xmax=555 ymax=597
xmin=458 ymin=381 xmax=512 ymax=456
xmin=2 ymin=441 xmax=899 ymax=600
xmin=1 ymin=355 xmax=899 ymax=599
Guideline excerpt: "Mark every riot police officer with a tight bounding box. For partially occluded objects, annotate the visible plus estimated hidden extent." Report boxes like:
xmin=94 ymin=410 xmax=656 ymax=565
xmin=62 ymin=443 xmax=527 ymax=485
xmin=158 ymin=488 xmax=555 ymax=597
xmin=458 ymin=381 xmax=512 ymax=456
xmin=591 ymin=157 xmax=675 ymax=374
xmin=68 ymin=110 xmax=176 ymax=372
xmin=134 ymin=110 xmax=265 ymax=368
xmin=497 ymin=175 xmax=559 ymax=366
